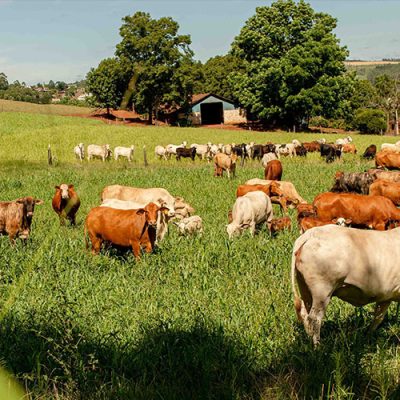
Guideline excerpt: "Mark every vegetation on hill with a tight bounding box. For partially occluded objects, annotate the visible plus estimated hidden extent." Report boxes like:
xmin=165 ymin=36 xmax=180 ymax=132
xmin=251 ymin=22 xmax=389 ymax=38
xmin=347 ymin=62 xmax=400 ymax=82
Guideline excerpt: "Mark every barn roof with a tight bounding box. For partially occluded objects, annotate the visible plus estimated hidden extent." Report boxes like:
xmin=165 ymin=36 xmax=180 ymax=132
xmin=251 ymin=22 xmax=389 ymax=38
xmin=190 ymin=93 xmax=235 ymax=106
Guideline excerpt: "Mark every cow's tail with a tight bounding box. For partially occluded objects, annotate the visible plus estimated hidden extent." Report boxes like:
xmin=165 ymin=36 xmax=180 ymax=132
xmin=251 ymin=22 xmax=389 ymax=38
xmin=291 ymin=232 xmax=312 ymax=322
xmin=84 ymin=223 xmax=89 ymax=250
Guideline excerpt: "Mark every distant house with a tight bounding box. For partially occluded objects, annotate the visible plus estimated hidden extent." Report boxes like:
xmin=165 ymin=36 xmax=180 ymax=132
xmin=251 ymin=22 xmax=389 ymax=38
xmin=166 ymin=93 xmax=247 ymax=126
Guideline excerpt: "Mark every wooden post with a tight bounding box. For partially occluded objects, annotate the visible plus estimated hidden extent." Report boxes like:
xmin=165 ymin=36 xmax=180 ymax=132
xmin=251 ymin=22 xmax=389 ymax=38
xmin=143 ymin=145 xmax=148 ymax=167
xmin=240 ymin=154 xmax=245 ymax=168
xmin=48 ymin=144 xmax=52 ymax=165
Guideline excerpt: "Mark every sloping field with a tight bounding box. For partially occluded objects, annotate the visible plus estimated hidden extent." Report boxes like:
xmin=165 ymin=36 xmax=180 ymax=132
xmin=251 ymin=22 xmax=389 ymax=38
xmin=0 ymin=112 xmax=399 ymax=399
xmin=0 ymin=99 xmax=93 ymax=116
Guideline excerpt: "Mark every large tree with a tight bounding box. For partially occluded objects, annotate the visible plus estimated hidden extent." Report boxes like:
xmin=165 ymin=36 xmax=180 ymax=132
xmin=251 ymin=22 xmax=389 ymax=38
xmin=86 ymin=58 xmax=130 ymax=115
xmin=115 ymin=12 xmax=193 ymax=123
xmin=230 ymin=0 xmax=349 ymax=128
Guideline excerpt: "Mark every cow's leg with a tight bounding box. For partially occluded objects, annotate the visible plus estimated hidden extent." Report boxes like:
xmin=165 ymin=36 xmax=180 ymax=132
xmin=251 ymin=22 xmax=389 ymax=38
xmin=370 ymin=301 xmax=391 ymax=332
xmin=249 ymin=222 xmax=256 ymax=236
xmin=227 ymin=169 xmax=230 ymax=179
xmin=90 ymin=236 xmax=102 ymax=254
xmin=131 ymin=241 xmax=141 ymax=259
xmin=306 ymin=299 xmax=330 ymax=347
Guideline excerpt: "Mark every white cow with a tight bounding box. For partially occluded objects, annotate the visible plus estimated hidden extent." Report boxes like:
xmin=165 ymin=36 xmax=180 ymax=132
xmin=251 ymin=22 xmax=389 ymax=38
xmin=114 ymin=145 xmax=134 ymax=162
xmin=261 ymin=152 xmax=277 ymax=168
xmin=155 ymin=145 xmax=168 ymax=160
xmin=166 ymin=141 xmax=187 ymax=157
xmin=87 ymin=144 xmax=112 ymax=162
xmin=381 ymin=143 xmax=400 ymax=152
xmin=174 ymin=216 xmax=203 ymax=236
xmin=292 ymin=139 xmax=302 ymax=147
xmin=316 ymin=138 xmax=326 ymax=145
xmin=227 ymin=191 xmax=274 ymax=239
xmin=291 ymin=225 xmax=400 ymax=346
xmin=246 ymin=142 xmax=255 ymax=157
xmin=223 ymin=144 xmax=233 ymax=155
xmin=74 ymin=143 xmax=84 ymax=161
xmin=276 ymin=143 xmax=297 ymax=158
xmin=191 ymin=143 xmax=211 ymax=160
xmin=335 ymin=136 xmax=353 ymax=146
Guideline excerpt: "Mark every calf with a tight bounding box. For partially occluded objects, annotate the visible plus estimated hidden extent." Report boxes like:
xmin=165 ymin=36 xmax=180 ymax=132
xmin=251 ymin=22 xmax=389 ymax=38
xmin=232 ymin=143 xmax=248 ymax=159
xmin=0 ymin=197 xmax=43 ymax=243
xmin=362 ymin=144 xmax=377 ymax=160
xmin=369 ymin=179 xmax=400 ymax=206
xmin=214 ymin=153 xmax=237 ymax=178
xmin=320 ymin=144 xmax=342 ymax=163
xmin=176 ymin=147 xmax=196 ymax=161
xmin=277 ymin=143 xmax=296 ymax=158
xmin=85 ymin=202 xmax=168 ymax=259
xmin=270 ymin=216 xmax=291 ymax=235
xmin=299 ymin=216 xmax=351 ymax=234
xmin=155 ymin=145 xmax=168 ymax=160
xmin=303 ymin=142 xmax=321 ymax=152
xmin=114 ymin=145 xmax=134 ymax=162
xmin=74 ymin=143 xmax=84 ymax=161
xmin=295 ymin=145 xmax=307 ymax=157
xmin=227 ymin=191 xmax=274 ymax=238
xmin=52 ymin=184 xmax=80 ymax=226
xmin=264 ymin=159 xmax=283 ymax=181
xmin=173 ymin=216 xmax=203 ymax=236
xmin=342 ymin=144 xmax=357 ymax=154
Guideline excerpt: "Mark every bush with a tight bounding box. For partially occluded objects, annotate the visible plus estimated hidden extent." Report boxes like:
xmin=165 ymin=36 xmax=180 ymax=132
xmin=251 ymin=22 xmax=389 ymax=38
xmin=309 ymin=116 xmax=329 ymax=128
xmin=354 ymin=108 xmax=386 ymax=134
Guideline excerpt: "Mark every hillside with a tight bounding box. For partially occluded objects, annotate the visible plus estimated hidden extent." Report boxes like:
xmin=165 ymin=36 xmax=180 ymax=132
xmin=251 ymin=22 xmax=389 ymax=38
xmin=345 ymin=60 xmax=400 ymax=81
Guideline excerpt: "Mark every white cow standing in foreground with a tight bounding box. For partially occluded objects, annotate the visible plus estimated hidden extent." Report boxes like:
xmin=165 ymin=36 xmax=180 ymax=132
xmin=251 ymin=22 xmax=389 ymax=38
xmin=291 ymin=225 xmax=400 ymax=346
xmin=114 ymin=145 xmax=135 ymax=162
xmin=227 ymin=191 xmax=273 ymax=238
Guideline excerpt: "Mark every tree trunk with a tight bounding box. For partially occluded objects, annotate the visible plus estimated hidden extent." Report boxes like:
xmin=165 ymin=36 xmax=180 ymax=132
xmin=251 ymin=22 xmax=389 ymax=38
xmin=386 ymin=112 xmax=390 ymax=135
xmin=120 ymin=64 xmax=144 ymax=111
xmin=106 ymin=106 xmax=110 ymax=117
xmin=395 ymin=109 xmax=399 ymax=136
xmin=148 ymin=105 xmax=153 ymax=125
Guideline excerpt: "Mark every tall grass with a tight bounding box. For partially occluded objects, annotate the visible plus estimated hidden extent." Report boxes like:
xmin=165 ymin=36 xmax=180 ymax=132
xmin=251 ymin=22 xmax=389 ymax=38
xmin=0 ymin=112 xmax=399 ymax=399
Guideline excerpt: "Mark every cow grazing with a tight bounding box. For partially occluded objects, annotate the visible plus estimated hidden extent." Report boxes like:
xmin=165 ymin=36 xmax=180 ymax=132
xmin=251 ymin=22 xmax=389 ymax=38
xmin=85 ymin=203 xmax=168 ymax=259
xmin=173 ymin=216 xmax=203 ymax=236
xmin=0 ymin=197 xmax=43 ymax=243
xmin=191 ymin=143 xmax=211 ymax=160
xmin=166 ymin=141 xmax=187 ymax=157
xmin=303 ymin=142 xmax=321 ymax=153
xmin=375 ymin=150 xmax=400 ymax=170
xmin=296 ymin=203 xmax=316 ymax=222
xmin=227 ymin=191 xmax=274 ymax=238
xmin=101 ymin=185 xmax=176 ymax=243
xmin=176 ymin=147 xmax=196 ymax=161
xmin=155 ymin=145 xmax=168 ymax=160
xmin=232 ymin=143 xmax=249 ymax=159
xmin=330 ymin=171 xmax=375 ymax=195
xmin=335 ymin=136 xmax=352 ymax=146
xmin=245 ymin=179 xmax=307 ymax=206
xmin=174 ymin=197 xmax=195 ymax=220
xmin=313 ymin=192 xmax=400 ymax=230
xmin=114 ymin=146 xmax=134 ymax=162
xmin=299 ymin=216 xmax=351 ymax=234
xmin=295 ymin=145 xmax=307 ymax=157
xmin=52 ymin=184 xmax=80 ymax=226
xmin=74 ymin=143 xmax=84 ymax=161
xmin=252 ymin=144 xmax=276 ymax=160
xmin=87 ymin=144 xmax=112 ymax=162
xmin=214 ymin=153 xmax=238 ymax=178
xmin=342 ymin=144 xmax=357 ymax=154
xmin=369 ymin=179 xmax=400 ymax=206
xmin=270 ymin=216 xmax=291 ymax=235
xmin=369 ymin=169 xmax=400 ymax=183
xmin=291 ymin=225 xmax=400 ymax=345
xmin=264 ymin=159 xmax=283 ymax=181
xmin=320 ymin=144 xmax=342 ymax=163
xmin=261 ymin=152 xmax=277 ymax=168
xmin=276 ymin=143 xmax=297 ymax=158
xmin=362 ymin=144 xmax=377 ymax=160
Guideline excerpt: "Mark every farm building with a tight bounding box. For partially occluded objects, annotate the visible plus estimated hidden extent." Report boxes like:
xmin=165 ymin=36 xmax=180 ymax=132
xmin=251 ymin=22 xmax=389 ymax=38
xmin=188 ymin=93 xmax=246 ymax=125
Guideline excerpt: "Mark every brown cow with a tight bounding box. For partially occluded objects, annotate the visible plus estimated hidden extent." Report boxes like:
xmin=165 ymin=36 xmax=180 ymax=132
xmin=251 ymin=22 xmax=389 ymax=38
xmin=85 ymin=202 xmax=168 ymax=259
xmin=302 ymin=142 xmax=321 ymax=152
xmin=296 ymin=203 xmax=316 ymax=222
xmin=214 ymin=153 xmax=238 ymax=178
xmin=52 ymin=184 xmax=80 ymax=226
xmin=0 ymin=197 xmax=43 ymax=243
xmin=368 ymin=169 xmax=400 ymax=183
xmin=375 ymin=151 xmax=400 ymax=170
xmin=313 ymin=192 xmax=400 ymax=230
xmin=264 ymin=159 xmax=283 ymax=181
xmin=236 ymin=183 xmax=287 ymax=212
xmin=270 ymin=216 xmax=291 ymax=235
xmin=342 ymin=144 xmax=357 ymax=154
xmin=299 ymin=216 xmax=352 ymax=234
xmin=369 ymin=179 xmax=400 ymax=206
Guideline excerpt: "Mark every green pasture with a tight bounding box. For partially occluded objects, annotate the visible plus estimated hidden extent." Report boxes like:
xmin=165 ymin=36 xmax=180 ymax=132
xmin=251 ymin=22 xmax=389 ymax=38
xmin=0 ymin=110 xmax=399 ymax=399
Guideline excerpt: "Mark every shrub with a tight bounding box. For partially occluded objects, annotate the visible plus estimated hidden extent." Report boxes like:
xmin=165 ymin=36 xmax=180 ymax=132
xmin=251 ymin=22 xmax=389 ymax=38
xmin=354 ymin=108 xmax=386 ymax=134
xmin=309 ymin=116 xmax=329 ymax=128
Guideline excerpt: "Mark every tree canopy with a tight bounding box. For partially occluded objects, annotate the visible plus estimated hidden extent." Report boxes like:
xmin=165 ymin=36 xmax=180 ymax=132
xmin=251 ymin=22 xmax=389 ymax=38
xmin=230 ymin=0 xmax=349 ymax=128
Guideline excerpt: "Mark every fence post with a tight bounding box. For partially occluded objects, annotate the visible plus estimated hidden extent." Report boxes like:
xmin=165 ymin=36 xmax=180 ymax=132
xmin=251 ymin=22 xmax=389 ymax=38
xmin=143 ymin=145 xmax=148 ymax=167
xmin=48 ymin=144 xmax=52 ymax=165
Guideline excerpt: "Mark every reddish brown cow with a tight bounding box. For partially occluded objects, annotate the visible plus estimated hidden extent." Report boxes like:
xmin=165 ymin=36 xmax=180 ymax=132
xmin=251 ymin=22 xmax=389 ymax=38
xmin=85 ymin=202 xmax=168 ymax=259
xmin=264 ymin=159 xmax=283 ymax=181
xmin=369 ymin=179 xmax=400 ymax=206
xmin=0 ymin=197 xmax=43 ymax=243
xmin=303 ymin=142 xmax=321 ymax=152
xmin=342 ymin=144 xmax=357 ymax=154
xmin=313 ymin=192 xmax=400 ymax=230
xmin=52 ymin=184 xmax=80 ymax=226
xmin=296 ymin=203 xmax=316 ymax=222
xmin=375 ymin=151 xmax=400 ymax=170
xmin=236 ymin=183 xmax=287 ymax=212
xmin=299 ymin=216 xmax=351 ymax=234
xmin=270 ymin=216 xmax=291 ymax=235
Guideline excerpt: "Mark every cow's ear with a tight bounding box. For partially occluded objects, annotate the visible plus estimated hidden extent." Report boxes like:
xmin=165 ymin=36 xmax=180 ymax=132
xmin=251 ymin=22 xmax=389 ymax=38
xmin=35 ymin=199 xmax=44 ymax=205
xmin=160 ymin=207 xmax=169 ymax=215
xmin=15 ymin=198 xmax=25 ymax=204
xmin=332 ymin=218 xmax=338 ymax=224
xmin=55 ymin=186 xmax=60 ymax=189
xmin=158 ymin=198 xmax=166 ymax=205
xmin=68 ymin=184 xmax=74 ymax=189
xmin=345 ymin=219 xmax=352 ymax=225
xmin=136 ymin=208 xmax=146 ymax=215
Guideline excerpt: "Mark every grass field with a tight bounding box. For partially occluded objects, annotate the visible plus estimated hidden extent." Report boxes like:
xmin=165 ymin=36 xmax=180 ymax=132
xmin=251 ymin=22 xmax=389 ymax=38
xmin=1 ymin=110 xmax=400 ymax=399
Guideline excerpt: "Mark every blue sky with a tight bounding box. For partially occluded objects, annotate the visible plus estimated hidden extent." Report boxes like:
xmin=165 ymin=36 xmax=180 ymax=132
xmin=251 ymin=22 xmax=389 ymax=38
xmin=0 ymin=0 xmax=399 ymax=85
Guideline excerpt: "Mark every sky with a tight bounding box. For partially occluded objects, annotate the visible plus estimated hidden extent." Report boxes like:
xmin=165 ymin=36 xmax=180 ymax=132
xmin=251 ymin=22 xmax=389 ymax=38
xmin=0 ymin=0 xmax=399 ymax=85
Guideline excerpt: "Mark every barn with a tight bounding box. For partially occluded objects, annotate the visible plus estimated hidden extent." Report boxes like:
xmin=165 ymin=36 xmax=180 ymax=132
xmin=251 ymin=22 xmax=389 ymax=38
xmin=188 ymin=93 xmax=247 ymax=125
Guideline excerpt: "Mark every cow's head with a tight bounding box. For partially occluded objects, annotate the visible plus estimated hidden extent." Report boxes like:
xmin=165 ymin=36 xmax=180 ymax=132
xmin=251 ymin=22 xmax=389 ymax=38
xmin=15 ymin=196 xmax=43 ymax=224
xmin=226 ymin=223 xmax=240 ymax=239
xmin=333 ymin=217 xmax=352 ymax=227
xmin=55 ymin=183 xmax=72 ymax=200
xmin=231 ymin=154 xmax=238 ymax=164
xmin=137 ymin=202 xmax=169 ymax=228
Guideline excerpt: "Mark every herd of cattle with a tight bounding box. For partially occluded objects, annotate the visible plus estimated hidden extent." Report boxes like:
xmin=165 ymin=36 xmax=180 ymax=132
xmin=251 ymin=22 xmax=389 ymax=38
xmin=6 ymin=134 xmax=400 ymax=347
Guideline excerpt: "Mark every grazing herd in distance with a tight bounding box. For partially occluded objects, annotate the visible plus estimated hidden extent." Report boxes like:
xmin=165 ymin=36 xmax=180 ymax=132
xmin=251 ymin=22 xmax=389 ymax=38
xmin=6 ymin=133 xmax=400 ymax=347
